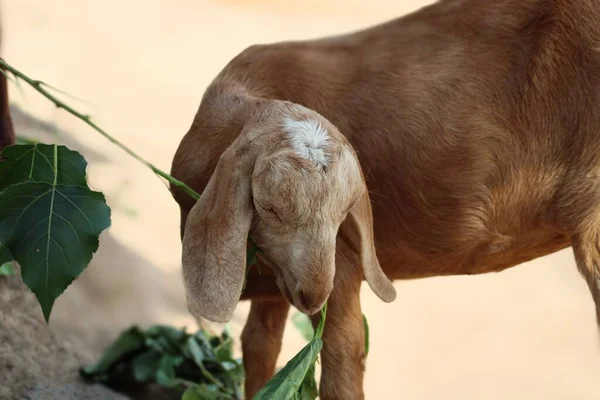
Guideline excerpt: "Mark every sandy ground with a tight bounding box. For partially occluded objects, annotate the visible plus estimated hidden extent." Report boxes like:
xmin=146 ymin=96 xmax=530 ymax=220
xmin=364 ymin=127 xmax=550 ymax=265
xmin=3 ymin=0 xmax=600 ymax=398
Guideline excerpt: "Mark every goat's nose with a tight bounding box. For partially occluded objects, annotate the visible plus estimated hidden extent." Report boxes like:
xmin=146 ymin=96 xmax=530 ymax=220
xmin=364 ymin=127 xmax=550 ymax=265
xmin=299 ymin=290 xmax=320 ymax=314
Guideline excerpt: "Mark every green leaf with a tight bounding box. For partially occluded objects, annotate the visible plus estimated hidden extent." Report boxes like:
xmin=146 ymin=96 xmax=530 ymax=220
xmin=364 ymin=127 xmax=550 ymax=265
xmin=298 ymin=363 xmax=318 ymax=400
xmin=81 ymin=327 xmax=145 ymax=378
xmin=314 ymin=303 xmax=327 ymax=339
xmin=144 ymin=325 xmax=187 ymax=343
xmin=253 ymin=304 xmax=327 ymax=400
xmin=214 ymin=333 xmax=234 ymax=363
xmin=0 ymin=182 xmax=111 ymax=321
xmin=363 ymin=314 xmax=370 ymax=356
xmin=182 ymin=386 xmax=202 ymax=400
xmin=0 ymin=144 xmax=87 ymax=191
xmin=182 ymin=384 xmax=223 ymax=400
xmin=192 ymin=330 xmax=217 ymax=360
xmin=131 ymin=350 xmax=162 ymax=382
xmin=242 ymin=243 xmax=257 ymax=293
xmin=144 ymin=325 xmax=187 ymax=354
xmin=0 ymin=144 xmax=111 ymax=321
xmin=246 ymin=242 xmax=257 ymax=267
xmin=186 ymin=337 xmax=206 ymax=367
xmin=253 ymin=338 xmax=323 ymax=400
xmin=0 ymin=262 xmax=14 ymax=276
xmin=156 ymin=356 xmax=184 ymax=388
xmin=220 ymin=360 xmax=239 ymax=372
xmin=292 ymin=312 xmax=314 ymax=342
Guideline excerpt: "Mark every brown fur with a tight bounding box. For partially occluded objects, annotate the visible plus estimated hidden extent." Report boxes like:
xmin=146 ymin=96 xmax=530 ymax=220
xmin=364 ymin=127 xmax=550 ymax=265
xmin=0 ymin=72 xmax=14 ymax=151
xmin=0 ymin=17 xmax=14 ymax=152
xmin=170 ymin=0 xmax=600 ymax=398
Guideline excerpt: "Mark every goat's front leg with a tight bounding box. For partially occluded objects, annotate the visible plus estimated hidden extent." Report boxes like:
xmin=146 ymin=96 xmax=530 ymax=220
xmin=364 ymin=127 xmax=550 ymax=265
xmin=241 ymin=298 xmax=290 ymax=399
xmin=314 ymin=253 xmax=366 ymax=400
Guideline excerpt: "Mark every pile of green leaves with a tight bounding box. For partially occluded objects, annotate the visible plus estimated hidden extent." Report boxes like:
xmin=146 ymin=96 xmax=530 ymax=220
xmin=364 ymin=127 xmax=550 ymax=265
xmin=81 ymin=324 xmax=243 ymax=400
xmin=81 ymin=309 xmax=328 ymax=400
xmin=0 ymin=143 xmax=111 ymax=321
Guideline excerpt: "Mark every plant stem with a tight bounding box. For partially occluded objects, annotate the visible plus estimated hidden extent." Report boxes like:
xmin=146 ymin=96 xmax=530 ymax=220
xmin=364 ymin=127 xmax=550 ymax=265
xmin=0 ymin=59 xmax=200 ymax=200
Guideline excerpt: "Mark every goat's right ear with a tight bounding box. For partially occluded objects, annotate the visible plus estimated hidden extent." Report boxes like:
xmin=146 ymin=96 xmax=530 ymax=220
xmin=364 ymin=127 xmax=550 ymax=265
xmin=181 ymin=142 xmax=255 ymax=323
xmin=347 ymin=186 xmax=397 ymax=303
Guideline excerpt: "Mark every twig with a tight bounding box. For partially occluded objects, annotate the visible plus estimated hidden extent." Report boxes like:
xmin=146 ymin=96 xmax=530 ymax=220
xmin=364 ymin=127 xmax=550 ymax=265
xmin=41 ymin=81 xmax=100 ymax=109
xmin=0 ymin=58 xmax=200 ymax=200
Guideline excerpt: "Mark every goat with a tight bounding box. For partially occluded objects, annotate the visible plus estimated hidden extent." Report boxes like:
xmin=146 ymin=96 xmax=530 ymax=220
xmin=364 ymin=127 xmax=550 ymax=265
xmin=170 ymin=0 xmax=600 ymax=398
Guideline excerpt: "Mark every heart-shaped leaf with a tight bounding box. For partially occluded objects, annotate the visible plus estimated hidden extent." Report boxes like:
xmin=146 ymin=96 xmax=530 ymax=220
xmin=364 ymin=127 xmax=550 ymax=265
xmin=0 ymin=144 xmax=111 ymax=321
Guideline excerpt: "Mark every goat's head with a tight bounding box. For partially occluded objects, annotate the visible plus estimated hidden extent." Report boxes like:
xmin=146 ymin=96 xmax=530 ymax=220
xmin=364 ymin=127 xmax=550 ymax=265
xmin=182 ymin=101 xmax=396 ymax=323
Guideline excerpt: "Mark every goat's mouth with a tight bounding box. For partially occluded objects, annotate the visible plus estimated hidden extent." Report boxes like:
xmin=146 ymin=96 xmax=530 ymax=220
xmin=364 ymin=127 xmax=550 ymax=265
xmin=257 ymin=253 xmax=323 ymax=315
xmin=275 ymin=274 xmax=294 ymax=305
xmin=276 ymin=274 xmax=323 ymax=315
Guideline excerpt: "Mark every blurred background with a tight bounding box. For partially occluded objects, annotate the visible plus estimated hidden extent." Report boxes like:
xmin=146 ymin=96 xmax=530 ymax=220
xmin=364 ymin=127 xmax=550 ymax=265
xmin=3 ymin=0 xmax=600 ymax=398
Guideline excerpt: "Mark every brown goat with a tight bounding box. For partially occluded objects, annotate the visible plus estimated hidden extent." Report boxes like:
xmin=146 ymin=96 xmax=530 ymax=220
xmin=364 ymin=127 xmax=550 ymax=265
xmin=170 ymin=0 xmax=600 ymax=398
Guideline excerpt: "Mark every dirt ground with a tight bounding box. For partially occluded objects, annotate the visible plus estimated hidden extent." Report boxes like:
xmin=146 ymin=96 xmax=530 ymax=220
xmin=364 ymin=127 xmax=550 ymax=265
xmin=3 ymin=0 xmax=600 ymax=398
xmin=0 ymin=267 xmax=131 ymax=400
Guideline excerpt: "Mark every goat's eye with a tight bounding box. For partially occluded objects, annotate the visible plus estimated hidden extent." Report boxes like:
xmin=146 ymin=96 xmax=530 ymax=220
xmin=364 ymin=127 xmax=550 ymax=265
xmin=255 ymin=202 xmax=283 ymax=221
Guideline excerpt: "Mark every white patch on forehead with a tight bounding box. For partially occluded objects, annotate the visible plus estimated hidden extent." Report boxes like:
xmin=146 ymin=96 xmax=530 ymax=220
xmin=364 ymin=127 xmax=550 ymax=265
xmin=283 ymin=117 xmax=330 ymax=167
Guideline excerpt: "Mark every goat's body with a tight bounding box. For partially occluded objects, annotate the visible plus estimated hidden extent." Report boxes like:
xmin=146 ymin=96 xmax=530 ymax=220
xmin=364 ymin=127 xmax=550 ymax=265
xmin=171 ymin=0 xmax=600 ymax=397
xmin=175 ymin=0 xmax=599 ymax=280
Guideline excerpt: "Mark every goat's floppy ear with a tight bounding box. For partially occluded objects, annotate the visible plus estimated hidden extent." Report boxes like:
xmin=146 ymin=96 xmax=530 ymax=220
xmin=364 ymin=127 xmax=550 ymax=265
xmin=181 ymin=140 xmax=255 ymax=323
xmin=347 ymin=187 xmax=397 ymax=303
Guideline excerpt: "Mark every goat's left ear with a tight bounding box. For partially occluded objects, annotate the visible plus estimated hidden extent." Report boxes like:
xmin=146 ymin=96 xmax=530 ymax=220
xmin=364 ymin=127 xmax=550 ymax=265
xmin=181 ymin=136 xmax=255 ymax=323
xmin=347 ymin=185 xmax=397 ymax=303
